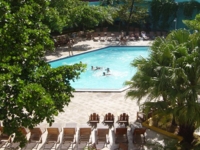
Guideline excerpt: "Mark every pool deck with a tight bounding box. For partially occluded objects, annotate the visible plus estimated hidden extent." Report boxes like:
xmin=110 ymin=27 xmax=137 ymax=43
xmin=45 ymin=40 xmax=152 ymax=62
xmin=5 ymin=40 xmax=169 ymax=150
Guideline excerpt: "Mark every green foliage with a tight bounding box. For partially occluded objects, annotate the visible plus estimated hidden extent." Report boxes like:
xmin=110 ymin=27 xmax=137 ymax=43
xmin=44 ymin=0 xmax=87 ymax=32
xmin=125 ymin=28 xmax=200 ymax=145
xmin=183 ymin=14 xmax=200 ymax=32
xmin=150 ymin=0 xmax=178 ymax=30
xmin=70 ymin=5 xmax=116 ymax=29
xmin=118 ymin=0 xmax=148 ymax=24
xmin=46 ymin=0 xmax=115 ymax=32
xmin=0 ymin=0 xmax=86 ymax=147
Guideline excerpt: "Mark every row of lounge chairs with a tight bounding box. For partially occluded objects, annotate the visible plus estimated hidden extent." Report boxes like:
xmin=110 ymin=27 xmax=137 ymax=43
xmin=52 ymin=30 xmax=168 ymax=48
xmin=0 ymin=113 xmax=147 ymax=150
xmin=0 ymin=124 xmax=146 ymax=150
xmin=92 ymin=31 xmax=168 ymax=43
xmin=89 ymin=113 xmax=129 ymax=126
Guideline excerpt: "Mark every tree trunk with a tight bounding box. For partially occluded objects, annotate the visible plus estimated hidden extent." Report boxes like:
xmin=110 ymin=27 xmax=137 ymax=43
xmin=178 ymin=124 xmax=195 ymax=144
xmin=171 ymin=116 xmax=177 ymax=126
xmin=126 ymin=0 xmax=135 ymax=35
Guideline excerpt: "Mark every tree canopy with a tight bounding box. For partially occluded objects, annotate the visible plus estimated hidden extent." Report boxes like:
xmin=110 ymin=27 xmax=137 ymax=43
xmin=100 ymin=0 xmax=148 ymax=32
xmin=0 ymin=0 xmax=93 ymax=147
xmin=125 ymin=16 xmax=200 ymax=147
xmin=117 ymin=0 xmax=148 ymax=24
xmin=150 ymin=0 xmax=178 ymax=30
xmin=69 ymin=4 xmax=116 ymax=30
xmin=45 ymin=0 xmax=116 ymax=32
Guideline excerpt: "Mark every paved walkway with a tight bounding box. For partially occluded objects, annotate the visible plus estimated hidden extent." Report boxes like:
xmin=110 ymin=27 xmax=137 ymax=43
xmin=45 ymin=40 xmax=152 ymax=61
xmin=37 ymin=92 xmax=168 ymax=150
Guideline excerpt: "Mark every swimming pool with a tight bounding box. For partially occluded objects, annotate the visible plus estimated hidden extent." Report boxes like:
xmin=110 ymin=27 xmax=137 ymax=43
xmin=49 ymin=46 xmax=150 ymax=91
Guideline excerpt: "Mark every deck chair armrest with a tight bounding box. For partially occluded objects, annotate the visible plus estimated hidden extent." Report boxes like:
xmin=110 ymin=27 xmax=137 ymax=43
xmin=29 ymin=135 xmax=43 ymax=143
xmin=78 ymin=135 xmax=81 ymax=143
xmin=106 ymin=134 xmax=110 ymax=144
xmin=73 ymin=135 xmax=76 ymax=144
xmin=38 ymin=128 xmax=46 ymax=143
xmin=57 ymin=136 xmax=60 ymax=144
xmin=42 ymin=128 xmax=47 ymax=134
xmin=9 ymin=134 xmax=15 ymax=143
xmin=38 ymin=136 xmax=42 ymax=143
xmin=7 ymin=134 xmax=13 ymax=143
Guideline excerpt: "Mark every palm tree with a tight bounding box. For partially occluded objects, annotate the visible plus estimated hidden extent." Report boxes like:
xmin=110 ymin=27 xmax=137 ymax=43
xmin=125 ymin=29 xmax=200 ymax=146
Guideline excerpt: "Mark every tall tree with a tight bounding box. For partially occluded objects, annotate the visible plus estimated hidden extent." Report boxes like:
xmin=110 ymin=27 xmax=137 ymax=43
xmin=100 ymin=0 xmax=148 ymax=32
xmin=0 ymin=0 xmax=85 ymax=147
xmin=125 ymin=29 xmax=200 ymax=147
xmin=118 ymin=0 xmax=148 ymax=32
xmin=150 ymin=0 xmax=178 ymax=30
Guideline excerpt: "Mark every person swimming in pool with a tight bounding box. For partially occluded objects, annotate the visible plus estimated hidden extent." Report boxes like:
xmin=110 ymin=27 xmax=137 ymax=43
xmin=91 ymin=66 xmax=103 ymax=70
xmin=96 ymin=66 xmax=103 ymax=70
xmin=103 ymin=72 xmax=111 ymax=76
xmin=105 ymin=68 xmax=110 ymax=73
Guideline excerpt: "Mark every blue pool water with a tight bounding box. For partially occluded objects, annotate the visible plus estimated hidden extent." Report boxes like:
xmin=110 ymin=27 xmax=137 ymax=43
xmin=49 ymin=46 xmax=150 ymax=91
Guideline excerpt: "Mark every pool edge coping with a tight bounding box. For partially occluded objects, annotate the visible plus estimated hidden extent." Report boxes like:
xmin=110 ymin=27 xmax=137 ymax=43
xmin=74 ymin=86 xmax=130 ymax=92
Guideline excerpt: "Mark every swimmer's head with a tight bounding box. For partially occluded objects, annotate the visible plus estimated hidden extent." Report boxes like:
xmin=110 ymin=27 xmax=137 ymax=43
xmin=106 ymin=68 xmax=110 ymax=72
xmin=103 ymin=72 xmax=106 ymax=76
